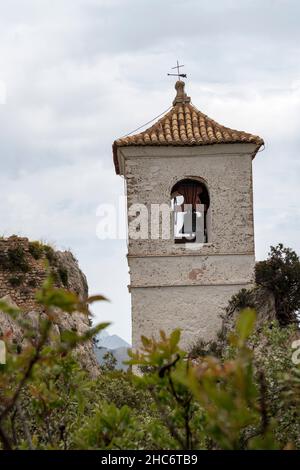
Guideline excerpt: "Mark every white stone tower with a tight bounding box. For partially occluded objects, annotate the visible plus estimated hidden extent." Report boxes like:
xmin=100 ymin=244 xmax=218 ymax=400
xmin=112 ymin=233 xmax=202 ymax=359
xmin=113 ymin=81 xmax=263 ymax=349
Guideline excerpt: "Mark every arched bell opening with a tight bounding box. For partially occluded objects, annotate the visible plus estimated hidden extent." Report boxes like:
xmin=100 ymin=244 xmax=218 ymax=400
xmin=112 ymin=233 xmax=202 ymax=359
xmin=171 ymin=178 xmax=210 ymax=244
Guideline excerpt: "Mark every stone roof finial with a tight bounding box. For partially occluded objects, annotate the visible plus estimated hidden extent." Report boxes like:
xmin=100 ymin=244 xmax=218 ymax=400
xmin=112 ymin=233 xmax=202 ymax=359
xmin=173 ymin=80 xmax=191 ymax=106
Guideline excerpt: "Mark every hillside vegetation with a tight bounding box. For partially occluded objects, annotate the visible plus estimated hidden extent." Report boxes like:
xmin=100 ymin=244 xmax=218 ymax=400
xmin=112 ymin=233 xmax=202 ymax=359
xmin=0 ymin=244 xmax=299 ymax=450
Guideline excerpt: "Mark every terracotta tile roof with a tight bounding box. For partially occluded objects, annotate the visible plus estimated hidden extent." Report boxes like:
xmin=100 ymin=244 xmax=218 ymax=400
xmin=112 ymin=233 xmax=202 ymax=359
xmin=113 ymin=81 xmax=264 ymax=174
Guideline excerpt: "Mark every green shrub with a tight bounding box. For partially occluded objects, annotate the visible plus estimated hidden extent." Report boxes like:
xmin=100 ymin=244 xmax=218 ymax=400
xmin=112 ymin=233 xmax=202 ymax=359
xmin=7 ymin=247 xmax=29 ymax=272
xmin=95 ymin=371 xmax=151 ymax=411
xmin=58 ymin=266 xmax=68 ymax=287
xmin=0 ymin=253 xmax=8 ymax=269
xmin=8 ymin=276 xmax=24 ymax=287
xmin=0 ymin=275 xmax=108 ymax=450
xmin=1 ymin=260 xmax=300 ymax=451
xmin=227 ymin=287 xmax=255 ymax=314
xmin=28 ymin=241 xmax=44 ymax=260
xmin=50 ymin=266 xmax=68 ymax=288
xmin=101 ymin=351 xmax=117 ymax=371
xmin=43 ymin=245 xmax=57 ymax=265
xmin=188 ymin=337 xmax=223 ymax=359
xmin=255 ymin=244 xmax=300 ymax=325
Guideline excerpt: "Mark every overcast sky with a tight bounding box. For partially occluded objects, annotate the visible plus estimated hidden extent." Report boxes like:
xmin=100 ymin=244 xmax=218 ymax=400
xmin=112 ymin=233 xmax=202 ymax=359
xmin=0 ymin=0 xmax=299 ymax=342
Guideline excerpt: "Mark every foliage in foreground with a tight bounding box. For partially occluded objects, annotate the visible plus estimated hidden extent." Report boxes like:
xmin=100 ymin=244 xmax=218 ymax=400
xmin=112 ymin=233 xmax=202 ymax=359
xmin=0 ymin=273 xmax=300 ymax=450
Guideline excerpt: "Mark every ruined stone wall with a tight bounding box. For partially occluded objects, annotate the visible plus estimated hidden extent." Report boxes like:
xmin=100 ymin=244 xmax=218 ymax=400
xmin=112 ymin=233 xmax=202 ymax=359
xmin=118 ymin=143 xmax=257 ymax=349
xmin=0 ymin=236 xmax=47 ymax=311
xmin=0 ymin=236 xmax=99 ymax=376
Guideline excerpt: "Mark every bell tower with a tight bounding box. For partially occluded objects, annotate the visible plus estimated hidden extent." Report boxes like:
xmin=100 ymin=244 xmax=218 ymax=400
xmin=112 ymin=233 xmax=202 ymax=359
xmin=112 ymin=81 xmax=263 ymax=349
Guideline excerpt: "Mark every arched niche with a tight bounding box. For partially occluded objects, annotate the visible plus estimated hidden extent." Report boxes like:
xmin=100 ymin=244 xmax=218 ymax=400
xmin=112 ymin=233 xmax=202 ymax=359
xmin=171 ymin=178 xmax=210 ymax=244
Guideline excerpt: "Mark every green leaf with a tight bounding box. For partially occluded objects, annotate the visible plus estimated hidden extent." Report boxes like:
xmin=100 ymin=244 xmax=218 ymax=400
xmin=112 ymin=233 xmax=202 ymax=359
xmin=236 ymin=308 xmax=256 ymax=342
xmin=169 ymin=329 xmax=181 ymax=349
xmin=141 ymin=335 xmax=151 ymax=348
xmin=60 ymin=330 xmax=78 ymax=346
xmin=36 ymin=288 xmax=80 ymax=313
xmin=0 ymin=300 xmax=20 ymax=318
xmin=87 ymin=295 xmax=109 ymax=304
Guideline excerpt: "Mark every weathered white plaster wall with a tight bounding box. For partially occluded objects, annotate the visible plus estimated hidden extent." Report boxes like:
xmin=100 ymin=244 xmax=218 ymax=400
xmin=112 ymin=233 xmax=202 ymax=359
xmin=131 ymin=284 xmax=253 ymax=349
xmin=128 ymin=254 xmax=255 ymax=287
xmin=117 ymin=143 xmax=256 ymax=349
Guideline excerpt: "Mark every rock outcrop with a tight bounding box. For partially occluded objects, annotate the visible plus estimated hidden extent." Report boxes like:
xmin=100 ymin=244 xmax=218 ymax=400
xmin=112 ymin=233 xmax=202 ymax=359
xmin=221 ymin=286 xmax=277 ymax=338
xmin=188 ymin=286 xmax=279 ymax=359
xmin=0 ymin=236 xmax=100 ymax=376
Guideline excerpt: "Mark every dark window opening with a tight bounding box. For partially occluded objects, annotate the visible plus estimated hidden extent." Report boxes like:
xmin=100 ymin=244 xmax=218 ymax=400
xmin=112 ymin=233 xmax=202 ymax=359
xmin=171 ymin=179 xmax=210 ymax=244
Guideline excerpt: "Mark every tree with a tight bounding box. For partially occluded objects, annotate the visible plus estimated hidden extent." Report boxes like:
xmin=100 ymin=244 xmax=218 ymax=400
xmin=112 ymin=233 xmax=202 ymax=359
xmin=102 ymin=351 xmax=117 ymax=371
xmin=0 ymin=274 xmax=108 ymax=450
xmin=255 ymin=244 xmax=300 ymax=325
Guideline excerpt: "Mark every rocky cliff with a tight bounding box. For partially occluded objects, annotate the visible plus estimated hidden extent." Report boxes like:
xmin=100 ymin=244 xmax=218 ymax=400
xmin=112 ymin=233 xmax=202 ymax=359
xmin=0 ymin=235 xmax=100 ymax=376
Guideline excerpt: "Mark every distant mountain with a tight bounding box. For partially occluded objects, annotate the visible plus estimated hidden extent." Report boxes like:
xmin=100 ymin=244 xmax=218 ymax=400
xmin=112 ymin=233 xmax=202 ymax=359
xmin=96 ymin=333 xmax=130 ymax=350
xmin=94 ymin=332 xmax=131 ymax=371
xmin=94 ymin=346 xmax=129 ymax=371
xmin=97 ymin=330 xmax=109 ymax=339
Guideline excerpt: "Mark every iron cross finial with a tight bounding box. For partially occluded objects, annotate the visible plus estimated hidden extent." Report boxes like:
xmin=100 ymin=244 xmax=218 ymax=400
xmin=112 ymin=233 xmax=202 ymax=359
xmin=167 ymin=60 xmax=187 ymax=80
